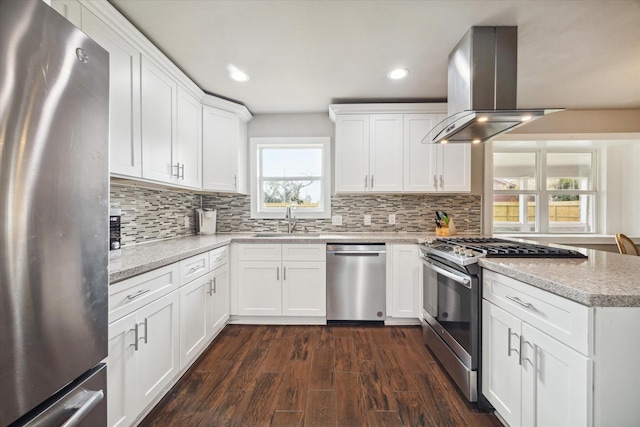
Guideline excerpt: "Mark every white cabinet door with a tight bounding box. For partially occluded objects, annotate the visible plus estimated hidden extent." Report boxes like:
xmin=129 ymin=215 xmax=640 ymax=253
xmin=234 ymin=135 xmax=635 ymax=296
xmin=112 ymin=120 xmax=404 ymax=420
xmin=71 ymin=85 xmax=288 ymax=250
xmin=209 ymin=264 xmax=229 ymax=336
xmin=179 ymin=274 xmax=210 ymax=370
xmin=81 ymin=8 xmax=142 ymax=178
xmin=439 ymin=143 xmax=471 ymax=192
xmin=141 ymin=58 xmax=177 ymax=184
xmin=369 ymin=114 xmax=403 ymax=192
xmin=521 ymin=323 xmax=590 ymax=427
xmin=403 ymin=114 xmax=439 ymax=192
xmin=202 ymin=106 xmax=240 ymax=192
xmin=237 ymin=261 xmax=281 ymax=316
xmin=482 ymin=300 xmax=522 ymax=427
xmin=391 ymin=245 xmax=421 ymax=318
xmin=107 ymin=312 xmax=137 ymax=427
xmin=176 ymin=87 xmax=202 ymax=189
xmin=282 ymin=261 xmax=326 ymax=316
xmin=335 ymin=115 xmax=369 ymax=193
xmin=136 ymin=291 xmax=180 ymax=411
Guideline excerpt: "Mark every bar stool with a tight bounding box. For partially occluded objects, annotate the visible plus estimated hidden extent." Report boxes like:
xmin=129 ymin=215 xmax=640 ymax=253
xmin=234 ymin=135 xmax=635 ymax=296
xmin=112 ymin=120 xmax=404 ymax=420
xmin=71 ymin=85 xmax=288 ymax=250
xmin=615 ymin=233 xmax=640 ymax=256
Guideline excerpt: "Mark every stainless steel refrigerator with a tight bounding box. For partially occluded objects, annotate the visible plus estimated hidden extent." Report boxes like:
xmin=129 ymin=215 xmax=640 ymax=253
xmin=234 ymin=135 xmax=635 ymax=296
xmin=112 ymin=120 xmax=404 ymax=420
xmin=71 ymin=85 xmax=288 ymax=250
xmin=0 ymin=0 xmax=109 ymax=425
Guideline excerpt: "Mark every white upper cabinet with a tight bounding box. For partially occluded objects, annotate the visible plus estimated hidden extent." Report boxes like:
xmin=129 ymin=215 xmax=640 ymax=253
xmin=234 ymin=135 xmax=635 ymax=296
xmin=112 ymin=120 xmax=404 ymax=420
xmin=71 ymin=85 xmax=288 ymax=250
xmin=369 ymin=115 xmax=404 ymax=192
xmin=176 ymin=87 xmax=202 ymax=189
xmin=141 ymin=58 xmax=178 ymax=184
xmin=81 ymin=8 xmax=143 ymax=178
xmin=335 ymin=115 xmax=369 ymax=192
xmin=202 ymin=103 xmax=250 ymax=194
xmin=334 ymin=114 xmax=403 ymax=193
xmin=331 ymin=104 xmax=470 ymax=193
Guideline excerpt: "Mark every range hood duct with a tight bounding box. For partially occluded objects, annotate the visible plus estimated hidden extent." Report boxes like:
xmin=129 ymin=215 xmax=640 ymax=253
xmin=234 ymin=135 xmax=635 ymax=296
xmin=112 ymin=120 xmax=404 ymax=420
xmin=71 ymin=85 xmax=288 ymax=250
xmin=423 ymin=26 xmax=562 ymax=144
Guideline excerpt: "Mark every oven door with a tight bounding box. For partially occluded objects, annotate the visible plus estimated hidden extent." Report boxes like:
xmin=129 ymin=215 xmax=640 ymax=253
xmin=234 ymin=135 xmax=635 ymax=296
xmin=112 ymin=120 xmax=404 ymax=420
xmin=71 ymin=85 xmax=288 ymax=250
xmin=421 ymin=256 xmax=478 ymax=370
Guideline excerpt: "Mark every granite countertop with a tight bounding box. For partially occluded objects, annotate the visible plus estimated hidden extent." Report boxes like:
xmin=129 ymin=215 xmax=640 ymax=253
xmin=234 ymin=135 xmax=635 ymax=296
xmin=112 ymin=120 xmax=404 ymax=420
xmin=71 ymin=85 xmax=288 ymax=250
xmin=479 ymin=249 xmax=640 ymax=307
xmin=110 ymin=233 xmax=640 ymax=308
xmin=109 ymin=232 xmax=436 ymax=283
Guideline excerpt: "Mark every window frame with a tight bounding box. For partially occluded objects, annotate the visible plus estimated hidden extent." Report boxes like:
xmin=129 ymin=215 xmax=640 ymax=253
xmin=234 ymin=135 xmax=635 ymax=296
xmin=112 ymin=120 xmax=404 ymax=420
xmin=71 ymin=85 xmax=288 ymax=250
xmin=250 ymin=136 xmax=332 ymax=219
xmin=491 ymin=147 xmax=598 ymax=234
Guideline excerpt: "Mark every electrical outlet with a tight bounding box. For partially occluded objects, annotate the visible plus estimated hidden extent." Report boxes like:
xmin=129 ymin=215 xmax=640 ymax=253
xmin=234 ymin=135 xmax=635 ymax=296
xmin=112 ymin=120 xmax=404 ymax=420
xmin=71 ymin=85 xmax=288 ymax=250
xmin=184 ymin=215 xmax=190 ymax=229
xmin=364 ymin=214 xmax=371 ymax=226
xmin=388 ymin=214 xmax=396 ymax=225
xmin=332 ymin=215 xmax=342 ymax=226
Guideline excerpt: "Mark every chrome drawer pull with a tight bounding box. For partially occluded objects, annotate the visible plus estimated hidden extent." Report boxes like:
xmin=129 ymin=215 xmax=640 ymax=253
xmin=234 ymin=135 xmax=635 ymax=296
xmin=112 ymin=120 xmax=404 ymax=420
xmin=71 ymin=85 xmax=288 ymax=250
xmin=506 ymin=295 xmax=534 ymax=309
xmin=126 ymin=289 xmax=150 ymax=300
xmin=189 ymin=265 xmax=205 ymax=274
xmin=507 ymin=328 xmax=520 ymax=359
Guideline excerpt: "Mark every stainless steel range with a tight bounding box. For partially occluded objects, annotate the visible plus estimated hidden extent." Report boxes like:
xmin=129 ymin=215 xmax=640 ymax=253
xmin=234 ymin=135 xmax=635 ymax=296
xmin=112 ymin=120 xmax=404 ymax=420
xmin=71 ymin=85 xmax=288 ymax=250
xmin=419 ymin=237 xmax=586 ymax=408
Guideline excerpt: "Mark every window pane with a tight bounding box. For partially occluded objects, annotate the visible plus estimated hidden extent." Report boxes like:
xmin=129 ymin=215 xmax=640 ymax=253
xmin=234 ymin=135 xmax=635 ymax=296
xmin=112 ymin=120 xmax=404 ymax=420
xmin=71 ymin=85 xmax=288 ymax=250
xmin=261 ymin=147 xmax=322 ymax=177
xmin=493 ymin=194 xmax=537 ymax=232
xmin=262 ymin=180 xmax=321 ymax=208
xmin=548 ymin=194 xmax=594 ymax=233
xmin=546 ymin=152 xmax=592 ymax=190
xmin=493 ymin=152 xmax=537 ymax=190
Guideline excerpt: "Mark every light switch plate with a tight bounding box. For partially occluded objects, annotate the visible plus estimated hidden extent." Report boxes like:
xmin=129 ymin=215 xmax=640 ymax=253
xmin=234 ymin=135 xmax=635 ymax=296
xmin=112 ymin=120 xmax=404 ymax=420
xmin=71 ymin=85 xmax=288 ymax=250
xmin=332 ymin=215 xmax=342 ymax=225
xmin=388 ymin=214 xmax=396 ymax=225
xmin=364 ymin=214 xmax=371 ymax=226
xmin=184 ymin=215 xmax=190 ymax=229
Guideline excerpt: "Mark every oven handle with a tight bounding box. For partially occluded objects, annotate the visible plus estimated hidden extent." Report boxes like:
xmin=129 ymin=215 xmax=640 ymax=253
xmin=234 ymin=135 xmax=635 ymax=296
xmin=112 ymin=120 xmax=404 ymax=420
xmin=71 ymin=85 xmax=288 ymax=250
xmin=421 ymin=258 xmax=471 ymax=289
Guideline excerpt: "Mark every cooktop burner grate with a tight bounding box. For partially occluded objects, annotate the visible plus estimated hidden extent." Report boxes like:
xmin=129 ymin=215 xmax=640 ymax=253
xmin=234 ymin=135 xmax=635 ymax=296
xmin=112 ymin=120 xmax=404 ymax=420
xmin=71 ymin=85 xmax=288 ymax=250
xmin=437 ymin=237 xmax=587 ymax=259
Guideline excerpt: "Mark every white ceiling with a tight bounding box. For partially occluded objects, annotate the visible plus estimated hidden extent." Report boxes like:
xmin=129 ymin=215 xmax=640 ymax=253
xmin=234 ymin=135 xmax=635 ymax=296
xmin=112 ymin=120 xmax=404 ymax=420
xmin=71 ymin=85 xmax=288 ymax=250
xmin=108 ymin=0 xmax=640 ymax=115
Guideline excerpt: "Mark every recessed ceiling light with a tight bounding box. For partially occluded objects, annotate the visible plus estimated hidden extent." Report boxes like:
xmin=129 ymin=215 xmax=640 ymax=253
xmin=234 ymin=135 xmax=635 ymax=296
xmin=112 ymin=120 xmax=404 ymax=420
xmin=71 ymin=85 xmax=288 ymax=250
xmin=477 ymin=117 xmax=488 ymax=122
xmin=472 ymin=139 xmax=481 ymax=144
xmin=441 ymin=140 xmax=448 ymax=144
xmin=521 ymin=115 xmax=533 ymax=122
xmin=227 ymin=64 xmax=249 ymax=82
xmin=387 ymin=68 xmax=409 ymax=80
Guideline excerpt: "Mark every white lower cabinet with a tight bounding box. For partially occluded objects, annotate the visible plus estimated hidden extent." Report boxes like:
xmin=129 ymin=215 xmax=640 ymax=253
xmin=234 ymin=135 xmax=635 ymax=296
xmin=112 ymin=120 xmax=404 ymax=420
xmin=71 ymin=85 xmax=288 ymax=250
xmin=236 ymin=244 xmax=326 ymax=318
xmin=208 ymin=263 xmax=229 ymax=335
xmin=390 ymin=244 xmax=422 ymax=318
xmin=107 ymin=291 xmax=180 ymax=427
xmin=179 ymin=274 xmax=210 ymax=370
xmin=482 ymin=270 xmax=590 ymax=427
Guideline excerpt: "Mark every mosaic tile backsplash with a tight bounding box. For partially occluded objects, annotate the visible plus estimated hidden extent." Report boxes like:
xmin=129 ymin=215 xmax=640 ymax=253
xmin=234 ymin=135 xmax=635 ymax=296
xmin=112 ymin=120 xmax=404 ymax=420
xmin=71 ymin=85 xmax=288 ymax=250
xmin=203 ymin=193 xmax=482 ymax=234
xmin=111 ymin=183 xmax=482 ymax=245
xmin=110 ymin=183 xmax=200 ymax=246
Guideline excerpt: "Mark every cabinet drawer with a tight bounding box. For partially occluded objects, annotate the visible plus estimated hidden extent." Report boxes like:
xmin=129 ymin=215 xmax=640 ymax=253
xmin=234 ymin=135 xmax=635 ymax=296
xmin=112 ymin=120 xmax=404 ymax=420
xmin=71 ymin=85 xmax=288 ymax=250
xmin=237 ymin=244 xmax=282 ymax=261
xmin=109 ymin=263 xmax=179 ymax=322
xmin=483 ymin=270 xmax=592 ymax=355
xmin=179 ymin=252 xmax=210 ymax=286
xmin=282 ymin=244 xmax=326 ymax=261
xmin=210 ymin=245 xmax=229 ymax=269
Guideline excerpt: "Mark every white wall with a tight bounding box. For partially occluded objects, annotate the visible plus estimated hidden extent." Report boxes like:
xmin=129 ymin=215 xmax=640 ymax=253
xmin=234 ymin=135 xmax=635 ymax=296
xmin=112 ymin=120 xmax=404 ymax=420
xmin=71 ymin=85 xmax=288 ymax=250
xmin=606 ymin=142 xmax=640 ymax=236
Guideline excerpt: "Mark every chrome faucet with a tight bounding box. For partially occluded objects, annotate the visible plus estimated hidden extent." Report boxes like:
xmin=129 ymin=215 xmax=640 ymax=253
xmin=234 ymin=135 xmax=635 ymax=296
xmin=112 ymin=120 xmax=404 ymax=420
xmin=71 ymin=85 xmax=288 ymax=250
xmin=285 ymin=205 xmax=297 ymax=233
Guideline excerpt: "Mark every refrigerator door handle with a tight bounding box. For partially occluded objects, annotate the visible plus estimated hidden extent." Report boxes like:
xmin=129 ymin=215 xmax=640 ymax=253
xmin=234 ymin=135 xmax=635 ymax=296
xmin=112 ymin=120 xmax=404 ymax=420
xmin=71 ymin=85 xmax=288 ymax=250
xmin=60 ymin=389 xmax=105 ymax=427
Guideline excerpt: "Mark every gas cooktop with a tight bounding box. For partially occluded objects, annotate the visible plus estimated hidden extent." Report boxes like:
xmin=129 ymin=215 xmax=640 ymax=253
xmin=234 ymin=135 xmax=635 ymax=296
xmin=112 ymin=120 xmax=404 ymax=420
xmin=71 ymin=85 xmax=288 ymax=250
xmin=431 ymin=237 xmax=587 ymax=259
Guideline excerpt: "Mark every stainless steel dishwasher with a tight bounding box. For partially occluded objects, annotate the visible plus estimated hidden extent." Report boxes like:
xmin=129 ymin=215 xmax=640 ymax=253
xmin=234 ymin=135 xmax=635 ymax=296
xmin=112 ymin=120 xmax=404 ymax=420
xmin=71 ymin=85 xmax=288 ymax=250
xmin=326 ymin=243 xmax=386 ymax=322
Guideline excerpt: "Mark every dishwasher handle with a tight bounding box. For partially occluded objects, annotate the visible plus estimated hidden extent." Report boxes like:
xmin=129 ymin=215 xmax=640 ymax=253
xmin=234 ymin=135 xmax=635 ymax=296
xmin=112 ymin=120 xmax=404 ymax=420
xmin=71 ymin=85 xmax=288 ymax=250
xmin=329 ymin=251 xmax=384 ymax=256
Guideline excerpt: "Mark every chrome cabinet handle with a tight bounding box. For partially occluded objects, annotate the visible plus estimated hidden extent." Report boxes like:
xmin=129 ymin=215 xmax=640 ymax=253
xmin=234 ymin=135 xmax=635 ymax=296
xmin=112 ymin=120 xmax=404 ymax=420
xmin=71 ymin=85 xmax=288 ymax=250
xmin=213 ymin=277 xmax=217 ymax=294
xmin=60 ymin=389 xmax=105 ymax=427
xmin=371 ymin=175 xmax=374 ymax=188
xmin=139 ymin=318 xmax=148 ymax=344
xmin=234 ymin=174 xmax=237 ymax=188
xmin=207 ymin=279 xmax=213 ymax=296
xmin=172 ymin=163 xmax=180 ymax=178
xmin=520 ymin=337 xmax=534 ymax=366
xmin=126 ymin=289 xmax=150 ymax=300
xmin=506 ymin=295 xmax=534 ymax=309
xmin=364 ymin=175 xmax=368 ymax=189
xmin=130 ymin=324 xmax=139 ymax=351
xmin=507 ymin=328 xmax=520 ymax=359
xmin=433 ymin=175 xmax=437 ymax=188
xmin=283 ymin=267 xmax=286 ymax=281
xmin=180 ymin=163 xmax=185 ymax=180
xmin=439 ymin=175 xmax=444 ymax=189
xmin=276 ymin=267 xmax=280 ymax=281
xmin=189 ymin=265 xmax=206 ymax=274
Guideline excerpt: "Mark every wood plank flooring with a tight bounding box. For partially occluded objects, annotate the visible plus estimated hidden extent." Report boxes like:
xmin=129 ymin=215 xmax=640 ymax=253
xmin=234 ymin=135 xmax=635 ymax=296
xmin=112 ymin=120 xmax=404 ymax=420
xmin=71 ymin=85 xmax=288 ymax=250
xmin=140 ymin=325 xmax=502 ymax=427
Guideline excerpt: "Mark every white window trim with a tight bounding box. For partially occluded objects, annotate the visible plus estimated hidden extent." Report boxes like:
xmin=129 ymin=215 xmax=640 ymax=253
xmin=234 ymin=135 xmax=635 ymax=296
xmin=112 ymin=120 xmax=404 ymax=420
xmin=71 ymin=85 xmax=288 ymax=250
xmin=250 ymin=136 xmax=332 ymax=219
xmin=490 ymin=146 xmax=598 ymax=234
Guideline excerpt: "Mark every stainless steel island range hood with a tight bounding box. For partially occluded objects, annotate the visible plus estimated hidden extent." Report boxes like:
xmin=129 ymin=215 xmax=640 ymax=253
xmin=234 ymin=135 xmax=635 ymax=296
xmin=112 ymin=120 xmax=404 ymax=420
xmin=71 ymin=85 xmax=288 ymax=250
xmin=423 ymin=26 xmax=562 ymax=144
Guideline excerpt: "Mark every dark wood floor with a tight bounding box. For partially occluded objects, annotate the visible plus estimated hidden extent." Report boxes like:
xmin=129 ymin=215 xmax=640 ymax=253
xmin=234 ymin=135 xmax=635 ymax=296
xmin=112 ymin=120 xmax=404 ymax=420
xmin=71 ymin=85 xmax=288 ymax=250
xmin=141 ymin=325 xmax=502 ymax=427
